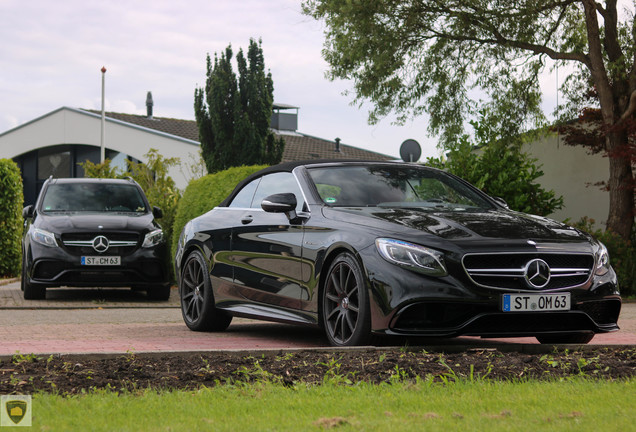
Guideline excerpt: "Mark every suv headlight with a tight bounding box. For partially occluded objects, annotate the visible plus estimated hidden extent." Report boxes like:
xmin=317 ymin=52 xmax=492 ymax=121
xmin=31 ymin=228 xmax=58 ymax=247
xmin=142 ymin=229 xmax=164 ymax=248
xmin=595 ymin=241 xmax=610 ymax=276
xmin=376 ymin=238 xmax=447 ymax=276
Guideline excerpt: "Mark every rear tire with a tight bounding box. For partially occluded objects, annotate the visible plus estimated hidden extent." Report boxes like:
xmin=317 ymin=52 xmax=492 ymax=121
xmin=179 ymin=250 xmax=232 ymax=331
xmin=146 ymin=284 xmax=171 ymax=301
xmin=536 ymin=333 xmax=594 ymax=344
xmin=321 ymin=252 xmax=372 ymax=347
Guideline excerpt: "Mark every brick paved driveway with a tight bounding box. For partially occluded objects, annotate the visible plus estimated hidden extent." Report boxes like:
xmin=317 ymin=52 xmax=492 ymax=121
xmin=1 ymin=280 xmax=634 ymax=356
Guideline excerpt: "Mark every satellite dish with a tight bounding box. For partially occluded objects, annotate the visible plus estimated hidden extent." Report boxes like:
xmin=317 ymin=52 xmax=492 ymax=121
xmin=399 ymin=139 xmax=421 ymax=162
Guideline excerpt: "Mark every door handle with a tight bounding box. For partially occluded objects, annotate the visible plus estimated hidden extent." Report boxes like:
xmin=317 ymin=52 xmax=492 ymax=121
xmin=241 ymin=215 xmax=254 ymax=225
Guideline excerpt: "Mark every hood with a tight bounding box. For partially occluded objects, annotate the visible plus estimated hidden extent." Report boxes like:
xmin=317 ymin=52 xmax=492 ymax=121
xmin=323 ymin=207 xmax=588 ymax=242
xmin=36 ymin=212 xmax=157 ymax=233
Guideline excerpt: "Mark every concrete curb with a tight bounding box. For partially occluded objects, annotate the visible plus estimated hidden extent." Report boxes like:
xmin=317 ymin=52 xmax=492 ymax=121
xmin=2 ymin=344 xmax=633 ymax=363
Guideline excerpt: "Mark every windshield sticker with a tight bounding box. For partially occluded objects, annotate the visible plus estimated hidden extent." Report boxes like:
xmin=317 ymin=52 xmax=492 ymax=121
xmin=325 ymin=197 xmax=337 ymax=204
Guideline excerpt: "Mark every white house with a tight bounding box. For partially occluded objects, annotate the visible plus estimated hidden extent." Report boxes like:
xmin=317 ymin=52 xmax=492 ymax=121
xmin=0 ymin=101 xmax=391 ymax=206
xmin=522 ymin=132 xmax=611 ymax=227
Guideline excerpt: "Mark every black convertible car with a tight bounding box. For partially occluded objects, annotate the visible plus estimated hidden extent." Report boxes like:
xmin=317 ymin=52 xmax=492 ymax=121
xmin=175 ymin=161 xmax=621 ymax=346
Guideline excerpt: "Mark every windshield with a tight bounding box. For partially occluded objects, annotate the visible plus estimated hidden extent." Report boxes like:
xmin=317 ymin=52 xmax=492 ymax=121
xmin=307 ymin=165 xmax=494 ymax=211
xmin=41 ymin=183 xmax=147 ymax=213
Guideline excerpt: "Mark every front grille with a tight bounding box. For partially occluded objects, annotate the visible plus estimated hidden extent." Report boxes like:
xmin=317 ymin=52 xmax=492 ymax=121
xmin=462 ymin=253 xmax=594 ymax=291
xmin=61 ymin=232 xmax=139 ymax=256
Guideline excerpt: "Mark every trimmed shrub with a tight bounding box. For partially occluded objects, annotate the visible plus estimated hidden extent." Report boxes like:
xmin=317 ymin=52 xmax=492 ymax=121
xmin=171 ymin=165 xmax=266 ymax=258
xmin=568 ymin=217 xmax=636 ymax=298
xmin=0 ymin=159 xmax=24 ymax=277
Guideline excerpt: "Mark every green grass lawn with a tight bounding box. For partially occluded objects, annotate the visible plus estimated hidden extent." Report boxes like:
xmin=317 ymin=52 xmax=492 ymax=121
xmin=23 ymin=378 xmax=635 ymax=431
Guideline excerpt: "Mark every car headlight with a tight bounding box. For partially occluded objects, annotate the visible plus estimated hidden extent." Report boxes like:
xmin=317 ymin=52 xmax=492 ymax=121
xmin=142 ymin=229 xmax=164 ymax=248
xmin=595 ymin=241 xmax=610 ymax=276
xmin=31 ymin=228 xmax=58 ymax=247
xmin=376 ymin=238 xmax=447 ymax=276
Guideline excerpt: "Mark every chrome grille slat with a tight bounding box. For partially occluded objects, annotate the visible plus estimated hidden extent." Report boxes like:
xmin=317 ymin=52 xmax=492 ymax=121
xmin=462 ymin=252 xmax=594 ymax=291
xmin=63 ymin=240 xmax=137 ymax=247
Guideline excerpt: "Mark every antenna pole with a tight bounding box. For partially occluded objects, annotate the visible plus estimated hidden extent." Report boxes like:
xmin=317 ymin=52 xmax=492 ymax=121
xmin=100 ymin=66 xmax=107 ymax=163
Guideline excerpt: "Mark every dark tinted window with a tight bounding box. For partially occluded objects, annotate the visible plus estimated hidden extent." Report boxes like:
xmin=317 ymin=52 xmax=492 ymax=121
xmin=228 ymin=178 xmax=260 ymax=208
xmin=308 ymin=165 xmax=493 ymax=211
xmin=41 ymin=183 xmax=147 ymax=213
xmin=229 ymin=172 xmax=304 ymax=211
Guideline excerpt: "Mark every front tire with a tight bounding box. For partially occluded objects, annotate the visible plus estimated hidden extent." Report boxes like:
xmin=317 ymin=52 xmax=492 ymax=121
xmin=179 ymin=250 xmax=232 ymax=331
xmin=321 ymin=253 xmax=372 ymax=346
xmin=22 ymin=259 xmax=45 ymax=300
xmin=536 ymin=333 xmax=595 ymax=344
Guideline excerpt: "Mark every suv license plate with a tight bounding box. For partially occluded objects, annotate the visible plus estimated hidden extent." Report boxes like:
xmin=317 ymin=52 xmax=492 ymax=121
xmin=502 ymin=293 xmax=570 ymax=312
xmin=81 ymin=256 xmax=121 ymax=266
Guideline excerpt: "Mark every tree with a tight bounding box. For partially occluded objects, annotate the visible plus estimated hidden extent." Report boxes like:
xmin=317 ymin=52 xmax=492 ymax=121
xmin=304 ymin=0 xmax=635 ymax=239
xmin=194 ymin=39 xmax=284 ymax=173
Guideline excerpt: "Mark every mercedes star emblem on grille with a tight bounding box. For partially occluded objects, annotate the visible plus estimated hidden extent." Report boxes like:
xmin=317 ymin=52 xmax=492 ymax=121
xmin=524 ymin=258 xmax=551 ymax=288
xmin=92 ymin=235 xmax=110 ymax=253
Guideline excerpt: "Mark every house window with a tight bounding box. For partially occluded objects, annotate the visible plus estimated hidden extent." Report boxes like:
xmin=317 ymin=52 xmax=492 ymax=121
xmin=38 ymin=147 xmax=71 ymax=179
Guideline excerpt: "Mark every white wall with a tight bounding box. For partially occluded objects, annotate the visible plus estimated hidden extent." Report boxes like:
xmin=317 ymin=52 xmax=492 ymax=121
xmin=523 ymin=132 xmax=610 ymax=227
xmin=0 ymin=108 xmax=201 ymax=189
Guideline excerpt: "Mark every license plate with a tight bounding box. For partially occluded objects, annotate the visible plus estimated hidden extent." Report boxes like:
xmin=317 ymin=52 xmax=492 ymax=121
xmin=81 ymin=256 xmax=121 ymax=266
xmin=502 ymin=293 xmax=570 ymax=312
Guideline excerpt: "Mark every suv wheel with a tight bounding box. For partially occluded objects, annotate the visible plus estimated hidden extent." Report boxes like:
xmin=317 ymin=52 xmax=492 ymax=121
xmin=147 ymin=284 xmax=171 ymax=301
xmin=22 ymin=266 xmax=45 ymax=300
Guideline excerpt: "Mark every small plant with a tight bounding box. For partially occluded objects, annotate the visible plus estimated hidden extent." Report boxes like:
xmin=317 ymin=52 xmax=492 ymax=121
xmin=233 ymin=360 xmax=278 ymax=384
xmin=12 ymin=352 xmax=40 ymax=365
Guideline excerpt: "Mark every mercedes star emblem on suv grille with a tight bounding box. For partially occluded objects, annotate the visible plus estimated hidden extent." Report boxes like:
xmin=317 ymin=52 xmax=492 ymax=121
xmin=92 ymin=235 xmax=110 ymax=253
xmin=524 ymin=258 xmax=551 ymax=289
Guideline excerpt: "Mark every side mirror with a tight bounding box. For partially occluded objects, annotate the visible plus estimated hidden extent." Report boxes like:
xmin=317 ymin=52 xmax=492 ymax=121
xmin=261 ymin=193 xmax=297 ymax=220
xmin=492 ymin=196 xmax=509 ymax=209
xmin=22 ymin=205 xmax=34 ymax=219
xmin=153 ymin=206 xmax=163 ymax=219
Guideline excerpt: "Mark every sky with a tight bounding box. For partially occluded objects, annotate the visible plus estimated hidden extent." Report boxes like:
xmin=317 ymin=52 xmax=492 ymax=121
xmin=0 ymin=0 xmax=569 ymax=161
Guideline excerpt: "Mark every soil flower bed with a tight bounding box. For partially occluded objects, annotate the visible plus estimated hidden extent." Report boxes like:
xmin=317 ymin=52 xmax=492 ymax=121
xmin=1 ymin=347 xmax=635 ymax=395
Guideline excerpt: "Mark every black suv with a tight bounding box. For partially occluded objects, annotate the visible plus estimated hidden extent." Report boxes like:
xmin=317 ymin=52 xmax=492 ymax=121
xmin=21 ymin=177 xmax=170 ymax=300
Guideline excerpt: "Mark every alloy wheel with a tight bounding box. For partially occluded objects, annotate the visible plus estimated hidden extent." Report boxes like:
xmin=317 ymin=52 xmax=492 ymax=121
xmin=324 ymin=260 xmax=362 ymax=345
xmin=181 ymin=255 xmax=205 ymax=324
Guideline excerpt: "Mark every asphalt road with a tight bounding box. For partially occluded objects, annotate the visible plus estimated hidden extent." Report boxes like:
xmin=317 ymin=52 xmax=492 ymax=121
xmin=1 ymin=281 xmax=634 ymax=356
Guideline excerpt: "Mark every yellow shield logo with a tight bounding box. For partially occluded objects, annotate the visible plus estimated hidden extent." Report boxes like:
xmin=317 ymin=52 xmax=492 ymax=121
xmin=6 ymin=400 xmax=27 ymax=425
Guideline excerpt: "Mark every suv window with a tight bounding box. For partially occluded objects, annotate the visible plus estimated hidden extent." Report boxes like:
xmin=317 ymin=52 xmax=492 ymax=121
xmin=41 ymin=183 xmax=147 ymax=213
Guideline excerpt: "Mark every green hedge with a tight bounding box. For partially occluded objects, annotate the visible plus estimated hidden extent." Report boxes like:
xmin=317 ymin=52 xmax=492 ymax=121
xmin=0 ymin=159 xmax=24 ymax=277
xmin=171 ymin=165 xmax=266 ymax=258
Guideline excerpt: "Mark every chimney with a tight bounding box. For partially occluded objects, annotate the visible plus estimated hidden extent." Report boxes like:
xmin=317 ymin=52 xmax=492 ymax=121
xmin=146 ymin=91 xmax=154 ymax=119
xmin=334 ymin=137 xmax=341 ymax=153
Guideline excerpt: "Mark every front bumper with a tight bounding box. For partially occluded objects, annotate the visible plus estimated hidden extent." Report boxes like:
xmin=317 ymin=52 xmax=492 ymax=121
xmin=366 ymin=252 xmax=621 ymax=338
xmin=383 ymin=297 xmax=621 ymax=337
xmin=25 ymin=242 xmax=169 ymax=289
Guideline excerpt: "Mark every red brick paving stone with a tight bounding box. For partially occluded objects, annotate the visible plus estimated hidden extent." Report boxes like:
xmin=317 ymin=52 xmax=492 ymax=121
xmin=0 ymin=322 xmax=326 ymax=355
xmin=1 ymin=280 xmax=634 ymax=355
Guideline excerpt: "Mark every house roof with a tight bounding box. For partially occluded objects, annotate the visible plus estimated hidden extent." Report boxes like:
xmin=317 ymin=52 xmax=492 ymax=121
xmin=83 ymin=110 xmax=393 ymax=162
